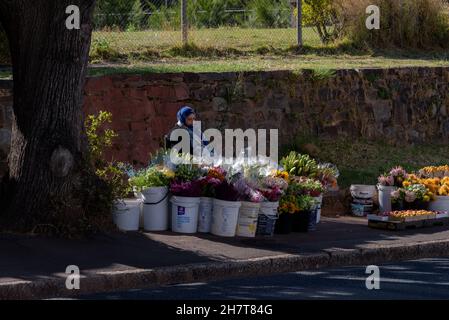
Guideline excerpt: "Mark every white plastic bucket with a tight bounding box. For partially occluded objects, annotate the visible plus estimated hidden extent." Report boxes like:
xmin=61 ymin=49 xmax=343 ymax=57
xmin=141 ymin=186 xmax=167 ymax=204
xmin=236 ymin=217 xmax=259 ymax=237
xmin=259 ymin=201 xmax=279 ymax=217
xmin=141 ymin=187 xmax=169 ymax=231
xmin=236 ymin=202 xmax=260 ymax=237
xmin=170 ymin=196 xmax=201 ymax=234
xmin=429 ymin=196 xmax=449 ymax=212
xmin=377 ymin=185 xmax=396 ymax=213
xmin=211 ymin=199 xmax=241 ymax=237
xmin=198 ymin=197 xmax=214 ymax=233
xmin=350 ymin=185 xmax=376 ymax=199
xmin=313 ymin=195 xmax=323 ymax=223
xmin=112 ymin=199 xmax=142 ymax=231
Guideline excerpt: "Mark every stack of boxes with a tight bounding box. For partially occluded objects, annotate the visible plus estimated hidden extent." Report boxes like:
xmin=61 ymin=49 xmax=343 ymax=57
xmin=350 ymin=185 xmax=376 ymax=217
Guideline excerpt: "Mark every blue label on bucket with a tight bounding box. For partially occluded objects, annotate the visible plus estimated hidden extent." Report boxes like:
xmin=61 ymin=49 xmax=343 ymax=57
xmin=178 ymin=206 xmax=186 ymax=215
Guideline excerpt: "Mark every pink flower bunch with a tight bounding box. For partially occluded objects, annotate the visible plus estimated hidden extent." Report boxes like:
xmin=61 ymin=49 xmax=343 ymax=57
xmin=198 ymin=175 xmax=222 ymax=197
xmin=170 ymin=180 xmax=202 ymax=197
xmin=234 ymin=177 xmax=264 ymax=203
xmin=378 ymin=174 xmax=395 ymax=186
xmin=390 ymin=166 xmax=408 ymax=179
xmin=379 ymin=166 xmax=409 ymax=187
xmin=259 ymin=186 xmax=283 ymax=202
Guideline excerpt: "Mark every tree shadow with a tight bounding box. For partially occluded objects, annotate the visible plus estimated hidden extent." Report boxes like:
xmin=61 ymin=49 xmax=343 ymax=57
xmin=0 ymin=231 xmax=212 ymax=282
xmin=79 ymin=257 xmax=449 ymax=300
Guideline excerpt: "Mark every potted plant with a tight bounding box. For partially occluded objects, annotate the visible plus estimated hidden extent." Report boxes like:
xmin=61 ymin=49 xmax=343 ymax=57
xmin=128 ymin=165 xmax=174 ymax=231
xmin=377 ymin=166 xmax=408 ymax=213
xmin=170 ymin=162 xmax=202 ymax=234
xmin=211 ymin=178 xmax=242 ymax=237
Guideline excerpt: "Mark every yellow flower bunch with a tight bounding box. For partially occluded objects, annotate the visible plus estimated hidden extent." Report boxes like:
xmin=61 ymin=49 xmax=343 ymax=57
xmin=419 ymin=165 xmax=449 ymax=178
xmin=160 ymin=167 xmax=175 ymax=179
xmin=402 ymin=176 xmax=441 ymax=198
xmin=390 ymin=210 xmax=435 ymax=219
xmin=276 ymin=170 xmax=289 ymax=181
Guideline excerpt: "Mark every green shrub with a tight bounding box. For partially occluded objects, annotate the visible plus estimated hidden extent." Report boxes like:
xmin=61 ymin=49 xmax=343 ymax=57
xmin=299 ymin=0 xmax=343 ymax=44
xmin=94 ymin=0 xmax=141 ymax=30
xmin=341 ymin=0 xmax=449 ymax=49
xmin=143 ymin=2 xmax=182 ymax=31
xmin=247 ymin=0 xmax=291 ymax=28
xmin=188 ymin=0 xmax=245 ymax=28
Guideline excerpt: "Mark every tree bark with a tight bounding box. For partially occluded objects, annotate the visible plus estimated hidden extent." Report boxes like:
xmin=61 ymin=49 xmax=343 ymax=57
xmin=0 ymin=0 xmax=96 ymax=230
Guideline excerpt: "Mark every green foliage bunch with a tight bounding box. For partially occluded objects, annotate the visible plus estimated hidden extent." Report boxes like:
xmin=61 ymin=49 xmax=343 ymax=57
xmin=281 ymin=151 xmax=319 ymax=178
xmin=129 ymin=166 xmax=174 ymax=191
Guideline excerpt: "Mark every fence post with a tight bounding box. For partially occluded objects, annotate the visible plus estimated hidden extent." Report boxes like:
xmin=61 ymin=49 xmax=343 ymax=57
xmin=181 ymin=0 xmax=188 ymax=45
xmin=296 ymin=0 xmax=303 ymax=48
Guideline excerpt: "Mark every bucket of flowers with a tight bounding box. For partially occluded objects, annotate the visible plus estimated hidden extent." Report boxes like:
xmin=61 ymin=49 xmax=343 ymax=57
xmin=276 ymin=194 xmax=298 ymax=234
xmin=276 ymin=179 xmax=317 ymax=234
xmin=210 ymin=175 xmax=242 ymax=237
xmin=169 ymin=160 xmax=203 ymax=234
xmin=290 ymin=176 xmax=324 ymax=225
xmin=256 ymin=174 xmax=287 ymax=234
xmin=108 ymin=163 xmax=141 ymax=232
xmin=128 ymin=165 xmax=174 ymax=231
xmin=234 ymin=173 xmax=265 ymax=238
xmin=315 ymin=163 xmax=339 ymax=222
xmin=413 ymin=166 xmax=449 ymax=212
xmin=377 ymin=166 xmax=408 ymax=213
xmin=390 ymin=183 xmax=433 ymax=211
xmin=197 ymin=166 xmax=225 ymax=233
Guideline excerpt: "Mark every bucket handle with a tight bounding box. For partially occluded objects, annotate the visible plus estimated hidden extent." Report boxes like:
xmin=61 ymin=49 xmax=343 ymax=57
xmin=145 ymin=192 xmax=169 ymax=205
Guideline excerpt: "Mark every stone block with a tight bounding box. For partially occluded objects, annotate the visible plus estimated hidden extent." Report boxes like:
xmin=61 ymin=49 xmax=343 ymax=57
xmin=370 ymin=100 xmax=392 ymax=123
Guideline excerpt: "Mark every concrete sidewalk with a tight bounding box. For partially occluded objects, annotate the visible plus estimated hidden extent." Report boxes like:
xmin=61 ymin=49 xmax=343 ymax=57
xmin=2 ymin=216 xmax=449 ymax=299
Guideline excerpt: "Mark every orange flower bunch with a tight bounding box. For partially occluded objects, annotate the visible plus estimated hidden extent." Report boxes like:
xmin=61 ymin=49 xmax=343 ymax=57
xmin=403 ymin=174 xmax=449 ymax=197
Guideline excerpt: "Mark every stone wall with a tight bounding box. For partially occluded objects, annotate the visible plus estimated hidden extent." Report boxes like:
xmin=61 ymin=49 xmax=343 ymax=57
xmin=1 ymin=67 xmax=448 ymax=172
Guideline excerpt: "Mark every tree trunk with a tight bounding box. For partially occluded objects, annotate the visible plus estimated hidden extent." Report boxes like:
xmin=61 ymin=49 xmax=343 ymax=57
xmin=0 ymin=0 xmax=96 ymax=230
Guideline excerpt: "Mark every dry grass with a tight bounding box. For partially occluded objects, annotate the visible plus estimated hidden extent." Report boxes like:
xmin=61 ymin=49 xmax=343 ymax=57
xmin=340 ymin=0 xmax=449 ymax=49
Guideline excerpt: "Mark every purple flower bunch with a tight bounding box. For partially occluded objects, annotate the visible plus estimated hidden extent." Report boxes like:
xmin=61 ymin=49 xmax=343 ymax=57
xmin=198 ymin=175 xmax=222 ymax=198
xmin=215 ymin=181 xmax=241 ymax=202
xmin=257 ymin=176 xmax=287 ymax=202
xmin=170 ymin=179 xmax=202 ymax=197
xmin=234 ymin=177 xmax=264 ymax=203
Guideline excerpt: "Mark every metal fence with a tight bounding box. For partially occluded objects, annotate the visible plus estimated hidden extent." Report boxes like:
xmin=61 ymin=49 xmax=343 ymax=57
xmin=92 ymin=0 xmax=319 ymax=55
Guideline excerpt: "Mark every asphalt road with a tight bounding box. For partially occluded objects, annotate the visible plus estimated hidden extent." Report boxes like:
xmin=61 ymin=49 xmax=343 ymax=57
xmin=75 ymin=257 xmax=449 ymax=300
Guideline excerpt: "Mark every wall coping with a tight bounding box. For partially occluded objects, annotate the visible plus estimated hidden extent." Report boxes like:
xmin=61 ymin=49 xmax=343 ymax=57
xmin=1 ymin=66 xmax=448 ymax=86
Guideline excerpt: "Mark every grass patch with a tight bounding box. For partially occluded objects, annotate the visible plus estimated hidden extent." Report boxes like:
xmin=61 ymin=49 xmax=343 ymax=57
xmin=88 ymin=51 xmax=449 ymax=76
xmin=91 ymin=27 xmax=322 ymax=59
xmin=282 ymin=135 xmax=449 ymax=188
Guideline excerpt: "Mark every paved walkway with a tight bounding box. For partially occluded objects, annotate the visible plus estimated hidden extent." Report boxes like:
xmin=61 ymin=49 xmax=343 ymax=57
xmin=2 ymin=216 xmax=449 ymax=286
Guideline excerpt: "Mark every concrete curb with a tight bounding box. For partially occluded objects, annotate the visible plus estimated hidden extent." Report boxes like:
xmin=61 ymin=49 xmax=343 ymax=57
xmin=2 ymin=239 xmax=449 ymax=300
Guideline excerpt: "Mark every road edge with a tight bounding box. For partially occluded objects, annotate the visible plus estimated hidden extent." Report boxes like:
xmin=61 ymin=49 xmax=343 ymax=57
xmin=2 ymin=239 xmax=449 ymax=299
